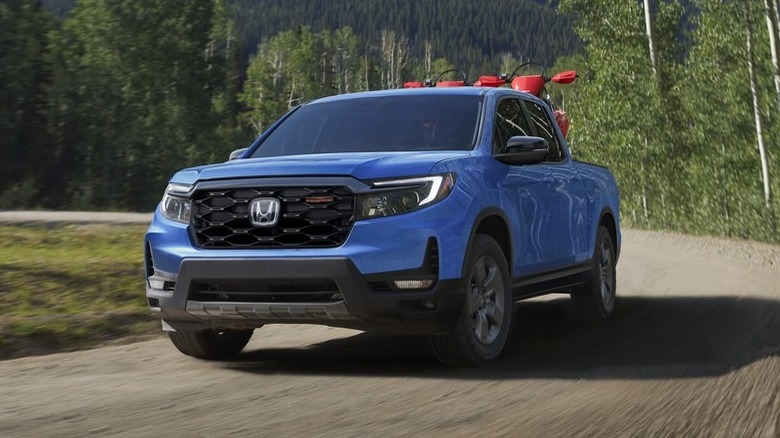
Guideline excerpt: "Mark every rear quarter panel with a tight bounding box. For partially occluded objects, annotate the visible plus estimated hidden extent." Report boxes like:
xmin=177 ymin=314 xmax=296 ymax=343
xmin=574 ymin=161 xmax=621 ymax=260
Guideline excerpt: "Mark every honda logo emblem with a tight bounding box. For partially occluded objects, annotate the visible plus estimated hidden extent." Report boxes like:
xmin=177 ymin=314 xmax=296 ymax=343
xmin=249 ymin=198 xmax=281 ymax=227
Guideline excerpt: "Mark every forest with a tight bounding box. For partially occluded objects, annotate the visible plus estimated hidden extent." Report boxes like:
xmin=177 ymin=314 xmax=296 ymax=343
xmin=38 ymin=0 xmax=582 ymax=69
xmin=2 ymin=0 xmax=779 ymax=243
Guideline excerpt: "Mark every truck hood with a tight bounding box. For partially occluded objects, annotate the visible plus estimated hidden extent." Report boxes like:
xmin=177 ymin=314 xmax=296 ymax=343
xmin=170 ymin=151 xmax=470 ymax=184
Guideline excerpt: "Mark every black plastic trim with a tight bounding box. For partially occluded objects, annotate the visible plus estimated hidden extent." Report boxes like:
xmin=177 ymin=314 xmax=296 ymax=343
xmin=511 ymin=261 xmax=592 ymax=299
xmin=598 ymin=207 xmax=620 ymax=261
xmin=363 ymin=237 xmax=439 ymax=292
xmin=147 ymin=256 xmax=465 ymax=334
xmin=462 ymin=208 xmax=513 ymax=277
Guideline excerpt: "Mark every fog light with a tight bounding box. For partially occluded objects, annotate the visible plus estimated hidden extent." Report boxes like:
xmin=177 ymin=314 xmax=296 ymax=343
xmin=148 ymin=276 xmax=175 ymax=291
xmin=393 ymin=279 xmax=435 ymax=290
xmin=149 ymin=277 xmax=166 ymax=290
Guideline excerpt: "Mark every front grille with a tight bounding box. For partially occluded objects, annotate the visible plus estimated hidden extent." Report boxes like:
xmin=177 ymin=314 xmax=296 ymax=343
xmin=192 ymin=186 xmax=355 ymax=248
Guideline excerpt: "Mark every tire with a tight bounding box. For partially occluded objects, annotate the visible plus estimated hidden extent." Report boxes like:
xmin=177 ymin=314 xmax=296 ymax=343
xmin=168 ymin=328 xmax=254 ymax=360
xmin=571 ymin=225 xmax=617 ymax=319
xmin=429 ymin=234 xmax=513 ymax=366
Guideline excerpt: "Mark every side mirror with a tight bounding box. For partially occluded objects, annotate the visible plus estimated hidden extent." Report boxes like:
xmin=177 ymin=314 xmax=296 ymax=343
xmin=229 ymin=147 xmax=248 ymax=161
xmin=495 ymin=136 xmax=549 ymax=165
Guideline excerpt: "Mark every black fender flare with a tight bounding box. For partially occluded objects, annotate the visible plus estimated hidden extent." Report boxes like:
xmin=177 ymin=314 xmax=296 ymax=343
xmin=597 ymin=207 xmax=619 ymax=261
xmin=461 ymin=207 xmax=514 ymax=278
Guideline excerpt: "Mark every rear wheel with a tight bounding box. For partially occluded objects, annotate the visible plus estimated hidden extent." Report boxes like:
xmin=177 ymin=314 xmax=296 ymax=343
xmin=168 ymin=328 xmax=254 ymax=360
xmin=571 ymin=225 xmax=616 ymax=318
xmin=429 ymin=234 xmax=513 ymax=366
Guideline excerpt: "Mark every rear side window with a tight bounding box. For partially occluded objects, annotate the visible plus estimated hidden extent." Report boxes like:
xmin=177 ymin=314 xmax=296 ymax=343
xmin=493 ymin=98 xmax=532 ymax=154
xmin=251 ymin=95 xmax=482 ymax=157
xmin=524 ymin=100 xmax=564 ymax=162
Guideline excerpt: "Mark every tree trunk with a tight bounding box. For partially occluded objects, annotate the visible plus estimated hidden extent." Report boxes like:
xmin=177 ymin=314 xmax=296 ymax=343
xmin=643 ymin=0 xmax=657 ymax=76
xmin=424 ymin=40 xmax=432 ymax=77
xmin=394 ymin=35 xmax=408 ymax=88
xmin=745 ymin=3 xmax=773 ymax=208
xmin=364 ymin=52 xmax=369 ymax=91
xmin=389 ymin=35 xmax=395 ymax=88
xmin=379 ymin=30 xmax=408 ymax=88
xmin=288 ymin=78 xmax=295 ymax=109
xmin=763 ymin=0 xmax=780 ymax=112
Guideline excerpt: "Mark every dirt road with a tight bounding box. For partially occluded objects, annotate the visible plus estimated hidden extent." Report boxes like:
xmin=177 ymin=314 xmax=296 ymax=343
xmin=1 ymin=228 xmax=779 ymax=437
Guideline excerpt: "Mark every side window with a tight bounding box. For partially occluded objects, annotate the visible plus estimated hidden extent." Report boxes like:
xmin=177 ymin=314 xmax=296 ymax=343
xmin=524 ymin=100 xmax=564 ymax=162
xmin=493 ymin=98 xmax=532 ymax=154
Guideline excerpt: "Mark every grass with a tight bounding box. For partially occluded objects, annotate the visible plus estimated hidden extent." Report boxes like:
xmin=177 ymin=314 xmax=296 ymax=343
xmin=0 ymin=224 xmax=161 ymax=360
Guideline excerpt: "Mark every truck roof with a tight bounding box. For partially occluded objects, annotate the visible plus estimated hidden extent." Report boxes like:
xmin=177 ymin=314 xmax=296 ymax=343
xmin=305 ymin=86 xmax=493 ymax=105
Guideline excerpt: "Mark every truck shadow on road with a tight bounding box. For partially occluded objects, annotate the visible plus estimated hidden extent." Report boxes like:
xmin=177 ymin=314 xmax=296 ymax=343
xmin=227 ymin=295 xmax=780 ymax=379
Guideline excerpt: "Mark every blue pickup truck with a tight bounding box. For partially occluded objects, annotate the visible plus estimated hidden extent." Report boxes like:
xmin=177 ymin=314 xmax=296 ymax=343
xmin=144 ymin=86 xmax=620 ymax=366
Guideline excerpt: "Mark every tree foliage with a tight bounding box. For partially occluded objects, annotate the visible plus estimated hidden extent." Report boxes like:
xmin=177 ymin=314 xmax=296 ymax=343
xmin=0 ymin=0 xmax=54 ymax=207
xmin=558 ymin=0 xmax=779 ymax=241
xmin=229 ymin=0 xmax=581 ymax=77
xmin=1 ymin=0 xmax=243 ymax=210
xmin=239 ymin=26 xmax=366 ymax=134
xmin=4 ymin=0 xmax=780 ymax=243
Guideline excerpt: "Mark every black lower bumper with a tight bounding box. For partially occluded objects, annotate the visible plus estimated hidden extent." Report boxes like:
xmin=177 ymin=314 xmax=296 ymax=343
xmin=147 ymin=257 xmax=465 ymax=335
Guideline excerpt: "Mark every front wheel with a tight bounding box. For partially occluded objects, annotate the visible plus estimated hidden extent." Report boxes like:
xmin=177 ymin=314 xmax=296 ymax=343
xmin=168 ymin=328 xmax=254 ymax=360
xmin=571 ymin=225 xmax=617 ymax=318
xmin=429 ymin=234 xmax=513 ymax=366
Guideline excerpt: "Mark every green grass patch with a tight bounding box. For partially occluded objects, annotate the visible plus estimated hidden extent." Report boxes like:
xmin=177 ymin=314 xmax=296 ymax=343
xmin=0 ymin=224 xmax=161 ymax=359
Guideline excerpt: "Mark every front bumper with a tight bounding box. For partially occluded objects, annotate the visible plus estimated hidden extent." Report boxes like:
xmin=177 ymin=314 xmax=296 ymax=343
xmin=147 ymin=256 xmax=465 ymax=334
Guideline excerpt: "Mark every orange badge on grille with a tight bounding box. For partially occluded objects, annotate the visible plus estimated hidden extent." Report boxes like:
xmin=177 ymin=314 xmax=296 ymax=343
xmin=305 ymin=196 xmax=335 ymax=204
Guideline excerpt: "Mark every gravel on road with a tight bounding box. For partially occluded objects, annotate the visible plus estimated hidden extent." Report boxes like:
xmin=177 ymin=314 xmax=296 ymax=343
xmin=0 ymin=227 xmax=778 ymax=437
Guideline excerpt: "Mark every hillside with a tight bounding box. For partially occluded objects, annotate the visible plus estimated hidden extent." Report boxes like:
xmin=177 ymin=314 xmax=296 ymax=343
xmin=41 ymin=0 xmax=581 ymax=73
xmin=230 ymin=0 xmax=580 ymax=72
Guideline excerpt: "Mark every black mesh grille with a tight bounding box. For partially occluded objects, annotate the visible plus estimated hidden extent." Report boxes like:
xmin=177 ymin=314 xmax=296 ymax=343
xmin=191 ymin=186 xmax=355 ymax=248
xmin=190 ymin=281 xmax=342 ymax=303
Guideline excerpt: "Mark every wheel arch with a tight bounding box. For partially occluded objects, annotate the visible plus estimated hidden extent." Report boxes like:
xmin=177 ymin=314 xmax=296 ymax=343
xmin=462 ymin=208 xmax=514 ymax=277
xmin=598 ymin=208 xmax=619 ymax=261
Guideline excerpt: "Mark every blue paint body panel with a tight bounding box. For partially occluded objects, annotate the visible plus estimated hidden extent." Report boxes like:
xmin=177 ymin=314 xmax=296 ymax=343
xmin=145 ymin=86 xmax=620 ymax=329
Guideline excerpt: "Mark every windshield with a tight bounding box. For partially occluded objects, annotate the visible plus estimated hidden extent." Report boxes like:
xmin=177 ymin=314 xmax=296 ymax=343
xmin=250 ymin=94 xmax=482 ymax=157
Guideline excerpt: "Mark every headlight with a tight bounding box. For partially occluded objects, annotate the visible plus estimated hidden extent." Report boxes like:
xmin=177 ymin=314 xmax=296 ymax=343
xmin=356 ymin=174 xmax=455 ymax=220
xmin=160 ymin=183 xmax=193 ymax=223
